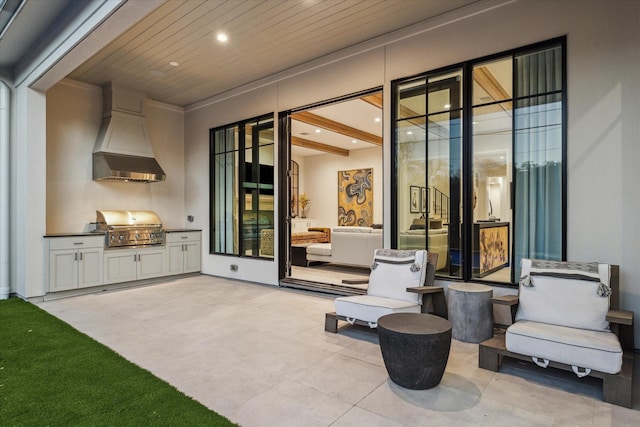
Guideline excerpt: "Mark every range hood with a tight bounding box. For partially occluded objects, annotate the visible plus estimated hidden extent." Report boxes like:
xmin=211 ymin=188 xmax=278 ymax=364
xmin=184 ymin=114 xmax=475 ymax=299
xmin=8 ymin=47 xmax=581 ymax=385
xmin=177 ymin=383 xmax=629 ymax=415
xmin=93 ymin=82 xmax=166 ymax=183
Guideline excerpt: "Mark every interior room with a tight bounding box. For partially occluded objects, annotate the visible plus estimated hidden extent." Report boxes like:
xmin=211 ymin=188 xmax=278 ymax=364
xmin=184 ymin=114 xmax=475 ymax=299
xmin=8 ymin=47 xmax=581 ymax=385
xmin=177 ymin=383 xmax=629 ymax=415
xmin=285 ymin=92 xmax=383 ymax=292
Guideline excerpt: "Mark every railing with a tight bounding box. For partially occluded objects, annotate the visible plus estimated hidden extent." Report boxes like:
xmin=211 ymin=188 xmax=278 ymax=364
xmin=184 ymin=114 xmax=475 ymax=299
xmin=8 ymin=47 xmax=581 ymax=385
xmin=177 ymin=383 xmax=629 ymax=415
xmin=432 ymin=187 xmax=449 ymax=222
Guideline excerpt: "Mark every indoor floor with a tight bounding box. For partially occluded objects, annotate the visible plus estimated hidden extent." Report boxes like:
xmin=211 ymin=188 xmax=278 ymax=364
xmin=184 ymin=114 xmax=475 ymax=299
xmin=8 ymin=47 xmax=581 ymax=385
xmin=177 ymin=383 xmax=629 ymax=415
xmin=37 ymin=275 xmax=640 ymax=426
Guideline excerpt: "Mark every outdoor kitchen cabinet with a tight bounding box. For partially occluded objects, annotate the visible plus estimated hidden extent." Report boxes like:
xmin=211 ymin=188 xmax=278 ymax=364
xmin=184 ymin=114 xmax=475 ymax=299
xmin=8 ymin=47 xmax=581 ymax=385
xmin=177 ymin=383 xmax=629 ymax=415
xmin=103 ymin=247 xmax=166 ymax=284
xmin=166 ymin=231 xmax=201 ymax=275
xmin=48 ymin=236 xmax=104 ymax=292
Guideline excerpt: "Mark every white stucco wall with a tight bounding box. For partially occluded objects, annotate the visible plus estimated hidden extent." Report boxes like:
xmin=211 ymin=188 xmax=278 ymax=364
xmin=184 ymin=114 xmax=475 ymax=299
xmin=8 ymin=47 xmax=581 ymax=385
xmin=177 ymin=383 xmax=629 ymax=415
xmin=302 ymin=147 xmax=383 ymax=227
xmin=184 ymin=0 xmax=640 ymax=343
xmin=184 ymin=85 xmax=279 ymax=284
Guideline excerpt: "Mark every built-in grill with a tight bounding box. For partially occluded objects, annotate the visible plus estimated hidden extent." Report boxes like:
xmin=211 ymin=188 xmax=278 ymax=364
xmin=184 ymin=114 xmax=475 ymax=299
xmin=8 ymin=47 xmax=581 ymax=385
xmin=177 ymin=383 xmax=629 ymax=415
xmin=95 ymin=210 xmax=164 ymax=248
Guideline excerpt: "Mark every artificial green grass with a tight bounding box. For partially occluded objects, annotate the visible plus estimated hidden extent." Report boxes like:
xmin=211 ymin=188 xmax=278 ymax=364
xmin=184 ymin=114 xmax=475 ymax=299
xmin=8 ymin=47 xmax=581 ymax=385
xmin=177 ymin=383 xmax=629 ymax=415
xmin=0 ymin=298 xmax=237 ymax=426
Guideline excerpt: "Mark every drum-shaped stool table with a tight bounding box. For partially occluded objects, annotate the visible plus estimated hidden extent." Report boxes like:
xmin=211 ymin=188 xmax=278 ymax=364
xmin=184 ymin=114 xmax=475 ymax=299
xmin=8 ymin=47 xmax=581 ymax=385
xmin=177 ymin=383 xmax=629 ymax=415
xmin=447 ymin=283 xmax=493 ymax=343
xmin=377 ymin=313 xmax=452 ymax=390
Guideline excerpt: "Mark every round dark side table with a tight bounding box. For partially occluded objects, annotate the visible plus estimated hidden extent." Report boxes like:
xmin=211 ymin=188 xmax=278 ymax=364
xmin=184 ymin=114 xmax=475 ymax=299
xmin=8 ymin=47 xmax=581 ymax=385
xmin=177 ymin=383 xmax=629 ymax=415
xmin=377 ymin=312 xmax=452 ymax=390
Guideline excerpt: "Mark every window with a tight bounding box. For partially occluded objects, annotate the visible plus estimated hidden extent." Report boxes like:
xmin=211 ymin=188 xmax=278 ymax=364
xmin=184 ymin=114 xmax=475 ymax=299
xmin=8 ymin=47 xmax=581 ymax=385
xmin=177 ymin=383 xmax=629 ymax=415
xmin=392 ymin=38 xmax=565 ymax=284
xmin=210 ymin=114 xmax=274 ymax=258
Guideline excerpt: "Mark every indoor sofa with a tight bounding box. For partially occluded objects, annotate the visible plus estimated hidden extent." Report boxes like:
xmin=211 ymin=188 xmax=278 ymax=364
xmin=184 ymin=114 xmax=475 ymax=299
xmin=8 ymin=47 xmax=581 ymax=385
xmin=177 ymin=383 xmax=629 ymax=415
xmin=398 ymin=227 xmax=448 ymax=270
xmin=306 ymin=226 xmax=383 ymax=268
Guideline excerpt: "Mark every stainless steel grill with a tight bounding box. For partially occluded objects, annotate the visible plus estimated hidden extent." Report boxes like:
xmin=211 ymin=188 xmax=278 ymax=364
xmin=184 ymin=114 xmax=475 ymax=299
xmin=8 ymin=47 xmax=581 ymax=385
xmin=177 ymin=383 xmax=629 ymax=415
xmin=95 ymin=210 xmax=164 ymax=248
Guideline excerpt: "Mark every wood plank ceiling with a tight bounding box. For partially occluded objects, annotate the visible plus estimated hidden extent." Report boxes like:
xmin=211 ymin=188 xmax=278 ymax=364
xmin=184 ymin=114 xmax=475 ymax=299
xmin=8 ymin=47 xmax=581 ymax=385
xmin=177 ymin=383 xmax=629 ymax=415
xmin=67 ymin=0 xmax=481 ymax=107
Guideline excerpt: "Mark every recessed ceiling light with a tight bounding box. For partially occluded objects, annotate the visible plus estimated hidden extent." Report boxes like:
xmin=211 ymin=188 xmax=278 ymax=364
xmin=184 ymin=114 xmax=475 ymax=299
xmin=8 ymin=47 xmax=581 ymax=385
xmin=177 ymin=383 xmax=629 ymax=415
xmin=169 ymin=61 xmax=180 ymax=67
xmin=352 ymin=139 xmax=357 ymax=143
xmin=217 ymin=33 xmax=228 ymax=42
xmin=407 ymin=131 xmax=413 ymax=135
xmin=500 ymin=156 xmax=505 ymax=159
xmin=315 ymin=129 xmax=321 ymax=133
xmin=374 ymin=117 xmax=381 ymax=122
xmin=472 ymin=121 xmax=478 ymax=125
xmin=444 ymin=104 xmax=451 ymax=109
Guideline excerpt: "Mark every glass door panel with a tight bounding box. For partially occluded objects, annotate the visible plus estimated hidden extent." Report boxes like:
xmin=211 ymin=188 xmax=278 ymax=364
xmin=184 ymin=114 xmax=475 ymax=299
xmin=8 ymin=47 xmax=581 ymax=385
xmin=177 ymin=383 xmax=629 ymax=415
xmin=471 ymin=58 xmax=513 ymax=282
xmin=427 ymin=71 xmax=462 ymax=278
xmin=472 ymin=102 xmax=513 ymax=282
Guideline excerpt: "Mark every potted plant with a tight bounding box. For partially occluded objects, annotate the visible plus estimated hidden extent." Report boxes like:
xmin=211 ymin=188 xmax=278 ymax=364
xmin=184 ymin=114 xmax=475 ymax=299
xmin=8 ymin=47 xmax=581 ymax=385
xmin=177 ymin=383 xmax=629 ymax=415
xmin=298 ymin=193 xmax=310 ymax=218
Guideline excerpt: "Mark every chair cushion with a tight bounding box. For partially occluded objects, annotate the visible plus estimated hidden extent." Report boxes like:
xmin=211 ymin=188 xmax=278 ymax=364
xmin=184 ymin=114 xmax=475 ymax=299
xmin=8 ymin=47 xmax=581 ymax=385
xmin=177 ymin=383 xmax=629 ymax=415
xmin=367 ymin=249 xmax=427 ymax=304
xmin=516 ymin=259 xmax=611 ymax=331
xmin=506 ymin=320 xmax=622 ymax=374
xmin=335 ymin=295 xmax=421 ymax=324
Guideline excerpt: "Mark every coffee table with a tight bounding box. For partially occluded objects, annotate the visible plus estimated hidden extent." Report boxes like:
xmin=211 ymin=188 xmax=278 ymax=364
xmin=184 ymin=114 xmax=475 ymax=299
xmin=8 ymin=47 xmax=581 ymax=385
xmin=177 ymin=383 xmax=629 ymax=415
xmin=377 ymin=312 xmax=452 ymax=389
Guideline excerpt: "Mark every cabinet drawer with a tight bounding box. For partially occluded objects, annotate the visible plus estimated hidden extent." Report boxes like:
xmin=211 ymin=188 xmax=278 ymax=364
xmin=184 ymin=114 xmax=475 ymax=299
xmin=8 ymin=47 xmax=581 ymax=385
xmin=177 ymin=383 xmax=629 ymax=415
xmin=48 ymin=235 xmax=105 ymax=250
xmin=165 ymin=231 xmax=201 ymax=243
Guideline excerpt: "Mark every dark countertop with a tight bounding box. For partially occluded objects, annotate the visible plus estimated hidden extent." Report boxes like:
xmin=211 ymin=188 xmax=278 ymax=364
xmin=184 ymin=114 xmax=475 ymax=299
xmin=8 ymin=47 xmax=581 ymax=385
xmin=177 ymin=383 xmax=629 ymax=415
xmin=45 ymin=229 xmax=201 ymax=238
xmin=44 ymin=232 xmax=105 ymax=238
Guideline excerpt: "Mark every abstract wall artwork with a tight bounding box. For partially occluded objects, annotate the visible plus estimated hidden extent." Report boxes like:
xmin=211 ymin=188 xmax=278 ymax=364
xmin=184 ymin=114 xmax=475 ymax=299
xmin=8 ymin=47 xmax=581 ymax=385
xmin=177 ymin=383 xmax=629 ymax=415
xmin=338 ymin=168 xmax=373 ymax=226
xmin=476 ymin=223 xmax=509 ymax=276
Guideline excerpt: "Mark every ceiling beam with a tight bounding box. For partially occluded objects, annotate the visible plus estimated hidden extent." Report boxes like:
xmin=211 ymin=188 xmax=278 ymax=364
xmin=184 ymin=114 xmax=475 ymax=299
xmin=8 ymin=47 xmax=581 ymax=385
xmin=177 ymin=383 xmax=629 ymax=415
xmin=361 ymin=93 xmax=383 ymax=109
xmin=292 ymin=111 xmax=382 ymax=145
xmin=473 ymin=66 xmax=513 ymax=111
xmin=292 ymin=136 xmax=349 ymax=157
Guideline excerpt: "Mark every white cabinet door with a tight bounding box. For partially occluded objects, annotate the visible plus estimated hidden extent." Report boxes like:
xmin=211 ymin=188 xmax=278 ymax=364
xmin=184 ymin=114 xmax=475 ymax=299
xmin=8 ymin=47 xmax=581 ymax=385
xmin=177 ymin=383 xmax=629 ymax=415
xmin=291 ymin=220 xmax=305 ymax=233
xmin=137 ymin=248 xmax=166 ymax=280
xmin=291 ymin=219 xmax=316 ymax=233
xmin=104 ymin=249 xmax=137 ymax=284
xmin=49 ymin=249 xmax=79 ymax=291
xmin=165 ymin=231 xmax=201 ymax=275
xmin=47 ymin=235 xmax=105 ymax=292
xmin=184 ymin=240 xmax=201 ymax=273
xmin=78 ymin=247 xmax=104 ymax=288
xmin=166 ymin=242 xmax=185 ymax=275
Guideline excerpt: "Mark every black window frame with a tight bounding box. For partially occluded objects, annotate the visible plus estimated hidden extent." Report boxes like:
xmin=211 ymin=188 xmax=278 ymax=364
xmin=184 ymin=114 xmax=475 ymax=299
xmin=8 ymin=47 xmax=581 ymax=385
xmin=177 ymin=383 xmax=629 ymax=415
xmin=209 ymin=113 xmax=275 ymax=258
xmin=391 ymin=37 xmax=567 ymax=287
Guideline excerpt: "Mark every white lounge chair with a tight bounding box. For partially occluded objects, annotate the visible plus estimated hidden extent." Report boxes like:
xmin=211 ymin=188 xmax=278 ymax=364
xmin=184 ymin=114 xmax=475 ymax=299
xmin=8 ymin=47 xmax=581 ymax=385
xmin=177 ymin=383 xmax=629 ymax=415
xmin=325 ymin=249 xmax=445 ymax=333
xmin=479 ymin=259 xmax=635 ymax=408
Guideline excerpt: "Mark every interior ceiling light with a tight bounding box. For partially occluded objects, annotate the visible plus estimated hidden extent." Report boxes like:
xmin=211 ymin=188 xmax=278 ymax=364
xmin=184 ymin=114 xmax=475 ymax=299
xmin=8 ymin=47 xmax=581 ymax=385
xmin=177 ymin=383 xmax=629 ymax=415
xmin=374 ymin=117 xmax=381 ymax=122
xmin=444 ymin=104 xmax=451 ymax=109
xmin=315 ymin=129 xmax=321 ymax=133
xmin=407 ymin=131 xmax=413 ymax=135
xmin=217 ymin=33 xmax=228 ymax=42
xmin=352 ymin=139 xmax=357 ymax=143
xmin=169 ymin=61 xmax=179 ymax=67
